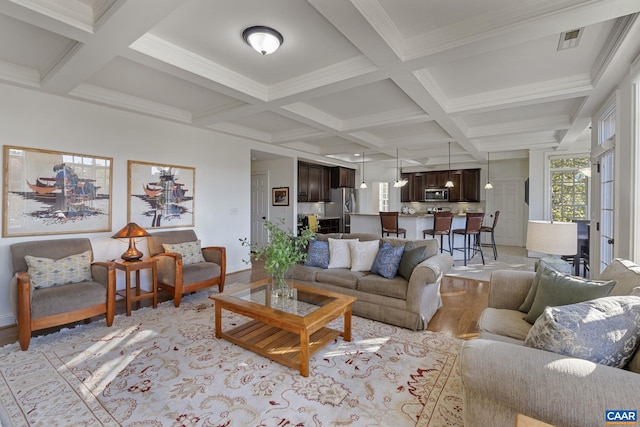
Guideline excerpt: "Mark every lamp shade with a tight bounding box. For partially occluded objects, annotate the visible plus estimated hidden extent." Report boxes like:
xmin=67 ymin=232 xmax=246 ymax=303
xmin=112 ymin=222 xmax=150 ymax=239
xmin=112 ymin=222 xmax=150 ymax=261
xmin=526 ymin=220 xmax=577 ymax=256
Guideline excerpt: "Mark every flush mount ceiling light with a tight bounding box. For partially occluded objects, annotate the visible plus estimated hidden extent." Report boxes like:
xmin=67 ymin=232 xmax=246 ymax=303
xmin=242 ymin=26 xmax=283 ymax=55
xmin=484 ymin=152 xmax=493 ymax=190
xmin=445 ymin=142 xmax=454 ymax=188
xmin=360 ymin=152 xmax=367 ymax=189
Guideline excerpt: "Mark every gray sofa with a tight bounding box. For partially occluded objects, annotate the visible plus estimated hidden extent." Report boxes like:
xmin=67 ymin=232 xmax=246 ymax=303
xmin=460 ymin=258 xmax=640 ymax=427
xmin=291 ymin=233 xmax=454 ymax=330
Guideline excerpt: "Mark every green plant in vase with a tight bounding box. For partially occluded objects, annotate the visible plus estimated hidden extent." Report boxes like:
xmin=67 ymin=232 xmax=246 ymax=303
xmin=240 ymin=218 xmax=315 ymax=298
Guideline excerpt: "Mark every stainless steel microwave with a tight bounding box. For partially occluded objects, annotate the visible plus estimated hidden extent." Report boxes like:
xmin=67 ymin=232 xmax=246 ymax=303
xmin=425 ymin=188 xmax=449 ymax=201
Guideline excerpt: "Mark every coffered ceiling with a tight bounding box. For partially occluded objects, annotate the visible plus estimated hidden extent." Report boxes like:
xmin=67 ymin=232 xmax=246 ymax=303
xmin=1 ymin=0 xmax=639 ymax=169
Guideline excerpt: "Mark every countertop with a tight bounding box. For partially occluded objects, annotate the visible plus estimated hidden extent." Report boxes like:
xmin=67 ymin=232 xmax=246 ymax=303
xmin=349 ymin=212 xmax=468 ymax=217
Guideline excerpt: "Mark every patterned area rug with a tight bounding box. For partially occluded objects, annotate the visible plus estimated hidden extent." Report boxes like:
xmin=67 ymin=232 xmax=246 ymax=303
xmin=0 ymin=288 xmax=463 ymax=426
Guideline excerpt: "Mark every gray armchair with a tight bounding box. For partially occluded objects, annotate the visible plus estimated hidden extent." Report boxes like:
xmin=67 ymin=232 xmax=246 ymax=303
xmin=148 ymin=229 xmax=226 ymax=307
xmin=10 ymin=238 xmax=116 ymax=351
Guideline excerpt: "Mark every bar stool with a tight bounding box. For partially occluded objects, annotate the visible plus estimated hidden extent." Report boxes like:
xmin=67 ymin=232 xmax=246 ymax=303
xmin=379 ymin=212 xmax=406 ymax=238
xmin=452 ymin=212 xmax=485 ymax=266
xmin=480 ymin=210 xmax=500 ymax=260
xmin=423 ymin=212 xmax=454 ymax=254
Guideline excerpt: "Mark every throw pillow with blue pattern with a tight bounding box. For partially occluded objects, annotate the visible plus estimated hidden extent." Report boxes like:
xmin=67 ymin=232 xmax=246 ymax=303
xmin=304 ymin=239 xmax=329 ymax=268
xmin=371 ymin=242 xmax=405 ymax=279
xmin=525 ymin=295 xmax=640 ymax=367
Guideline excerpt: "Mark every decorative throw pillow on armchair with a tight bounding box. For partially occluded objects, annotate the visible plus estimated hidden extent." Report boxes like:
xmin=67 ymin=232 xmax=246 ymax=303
xmin=525 ymin=295 xmax=640 ymax=368
xmin=523 ymin=266 xmax=617 ymax=323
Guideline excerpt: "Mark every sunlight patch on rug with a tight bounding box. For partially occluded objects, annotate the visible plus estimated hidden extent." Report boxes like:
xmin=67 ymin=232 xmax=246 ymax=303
xmin=0 ymin=290 xmax=463 ymax=426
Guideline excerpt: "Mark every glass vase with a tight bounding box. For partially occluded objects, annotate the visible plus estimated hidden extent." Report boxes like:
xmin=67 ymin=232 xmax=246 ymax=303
xmin=271 ymin=272 xmax=292 ymax=299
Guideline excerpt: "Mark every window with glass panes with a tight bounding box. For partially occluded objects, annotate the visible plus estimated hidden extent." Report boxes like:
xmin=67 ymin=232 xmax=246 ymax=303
xmin=378 ymin=182 xmax=389 ymax=212
xmin=550 ymin=156 xmax=590 ymax=222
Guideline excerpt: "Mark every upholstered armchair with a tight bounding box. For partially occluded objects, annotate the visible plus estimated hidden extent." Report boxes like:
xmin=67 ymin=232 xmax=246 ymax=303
xmin=10 ymin=238 xmax=116 ymax=351
xmin=147 ymin=229 xmax=226 ymax=307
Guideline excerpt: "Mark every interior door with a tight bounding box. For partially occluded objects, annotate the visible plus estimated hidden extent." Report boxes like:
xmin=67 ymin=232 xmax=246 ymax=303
xmin=251 ymin=173 xmax=268 ymax=250
xmin=485 ymin=178 xmax=524 ymax=247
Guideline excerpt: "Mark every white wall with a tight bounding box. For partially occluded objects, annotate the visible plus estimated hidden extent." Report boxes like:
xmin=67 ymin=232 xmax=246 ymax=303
xmin=0 ymin=84 xmax=252 ymax=327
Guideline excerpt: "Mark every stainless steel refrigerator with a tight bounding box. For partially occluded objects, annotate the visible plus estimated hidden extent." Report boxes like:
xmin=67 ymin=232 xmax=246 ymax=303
xmin=325 ymin=188 xmax=356 ymax=233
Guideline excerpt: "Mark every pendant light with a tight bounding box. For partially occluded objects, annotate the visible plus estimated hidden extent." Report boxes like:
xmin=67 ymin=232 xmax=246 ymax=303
xmin=444 ymin=142 xmax=454 ymax=188
xmin=484 ymin=152 xmax=494 ymax=190
xmin=393 ymin=148 xmax=408 ymax=188
xmin=359 ymin=152 xmax=367 ymax=189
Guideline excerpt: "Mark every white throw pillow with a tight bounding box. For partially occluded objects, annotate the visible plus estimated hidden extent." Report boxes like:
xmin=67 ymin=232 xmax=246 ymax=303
xmin=350 ymin=240 xmax=380 ymax=272
xmin=327 ymin=238 xmax=358 ymax=269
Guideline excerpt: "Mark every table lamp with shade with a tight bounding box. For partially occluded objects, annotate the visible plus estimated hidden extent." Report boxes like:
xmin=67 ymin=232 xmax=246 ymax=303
xmin=526 ymin=220 xmax=577 ymax=274
xmin=112 ymin=222 xmax=151 ymax=262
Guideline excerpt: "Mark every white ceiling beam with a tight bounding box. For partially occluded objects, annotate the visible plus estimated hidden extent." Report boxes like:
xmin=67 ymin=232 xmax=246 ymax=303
xmin=41 ymin=0 xmax=183 ymax=95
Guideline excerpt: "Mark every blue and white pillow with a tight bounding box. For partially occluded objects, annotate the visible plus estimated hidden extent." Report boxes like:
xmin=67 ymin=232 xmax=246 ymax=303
xmin=525 ymin=295 xmax=640 ymax=368
xmin=371 ymin=242 xmax=404 ymax=279
xmin=304 ymin=240 xmax=330 ymax=269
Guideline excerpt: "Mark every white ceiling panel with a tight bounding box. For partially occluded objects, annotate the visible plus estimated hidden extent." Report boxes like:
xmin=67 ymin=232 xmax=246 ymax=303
xmin=86 ymin=56 xmax=244 ymax=113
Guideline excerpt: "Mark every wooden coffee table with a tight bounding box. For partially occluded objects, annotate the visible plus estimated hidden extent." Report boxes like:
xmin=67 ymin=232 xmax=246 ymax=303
xmin=210 ymin=279 xmax=356 ymax=376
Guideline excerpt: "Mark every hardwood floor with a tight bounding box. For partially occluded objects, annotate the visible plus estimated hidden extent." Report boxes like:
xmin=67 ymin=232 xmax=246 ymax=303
xmin=0 ymin=262 xmax=488 ymax=347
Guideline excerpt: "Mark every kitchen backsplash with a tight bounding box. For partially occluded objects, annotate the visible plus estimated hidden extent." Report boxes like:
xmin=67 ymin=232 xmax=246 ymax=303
xmin=401 ymin=201 xmax=486 ymax=214
xmin=298 ymin=202 xmax=325 ymax=216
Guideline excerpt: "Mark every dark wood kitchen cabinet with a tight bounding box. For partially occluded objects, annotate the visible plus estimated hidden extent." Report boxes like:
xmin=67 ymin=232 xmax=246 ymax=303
xmin=400 ymin=173 xmax=412 ymax=202
xmin=298 ymin=161 xmax=331 ymax=202
xmin=307 ymin=164 xmax=322 ymax=202
xmin=425 ymin=171 xmax=449 ymax=189
xmin=448 ymin=168 xmax=480 ymax=202
xmin=320 ymin=166 xmax=331 ymax=201
xmin=412 ymin=174 xmax=425 ymax=201
xmin=331 ymin=166 xmax=356 ymax=188
xmin=462 ymin=168 xmax=480 ymax=202
xmin=298 ymin=161 xmax=310 ymax=202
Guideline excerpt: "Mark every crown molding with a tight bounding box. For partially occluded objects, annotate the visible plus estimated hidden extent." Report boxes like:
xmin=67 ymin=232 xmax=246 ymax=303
xmin=467 ymin=116 xmax=571 ymax=139
xmin=0 ymin=59 xmax=40 ymax=88
xmin=10 ymin=0 xmax=96 ymax=33
xmin=342 ymin=107 xmax=429 ymax=131
xmin=268 ymin=56 xmax=378 ymax=101
xmin=69 ymin=83 xmax=191 ymax=123
xmin=350 ymin=0 xmax=406 ymax=60
xmin=591 ymin=14 xmax=638 ymax=85
xmin=280 ymin=102 xmax=342 ymax=130
xmin=206 ymin=122 xmax=271 ymax=142
xmin=447 ymin=75 xmax=593 ymax=114
xmin=129 ymin=33 xmax=268 ymax=101
xmin=271 ymin=127 xmax=327 ymax=143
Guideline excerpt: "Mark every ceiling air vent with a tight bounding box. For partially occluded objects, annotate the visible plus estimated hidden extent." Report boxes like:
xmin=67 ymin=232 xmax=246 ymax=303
xmin=557 ymin=28 xmax=584 ymax=51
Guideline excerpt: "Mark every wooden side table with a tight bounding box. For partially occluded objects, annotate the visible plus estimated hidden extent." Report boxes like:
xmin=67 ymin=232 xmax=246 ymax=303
xmin=115 ymin=258 xmax=158 ymax=316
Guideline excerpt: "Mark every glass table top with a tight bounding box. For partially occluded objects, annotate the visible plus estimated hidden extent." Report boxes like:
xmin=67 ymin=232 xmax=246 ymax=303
xmin=225 ymin=282 xmax=337 ymax=317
